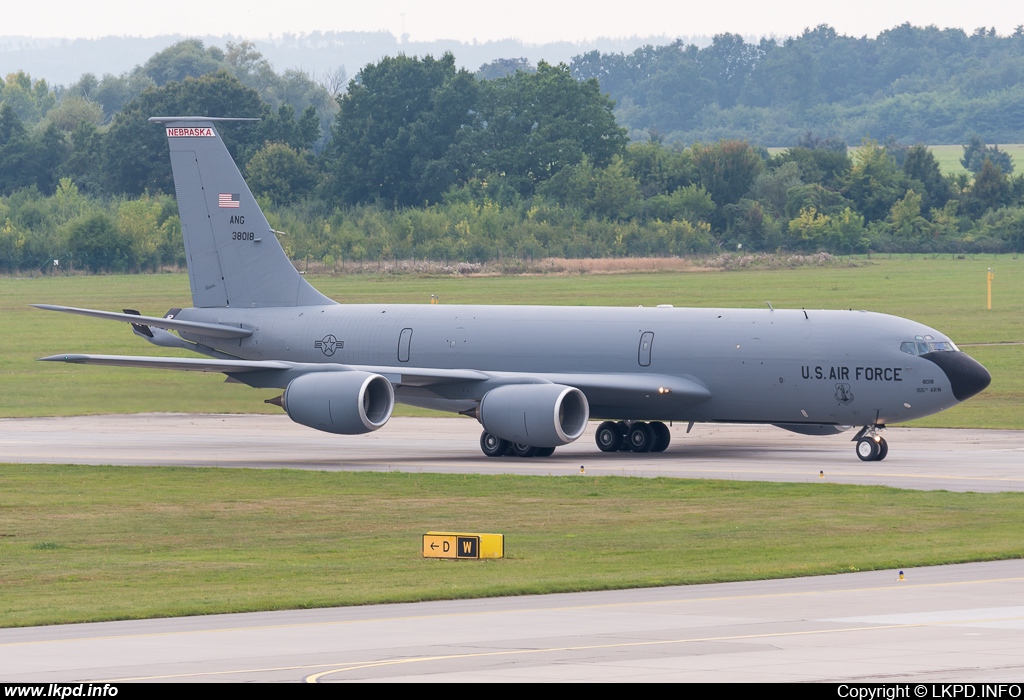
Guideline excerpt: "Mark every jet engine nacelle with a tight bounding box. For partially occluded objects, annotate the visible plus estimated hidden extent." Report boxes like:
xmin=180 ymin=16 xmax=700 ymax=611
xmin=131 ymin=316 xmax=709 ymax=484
xmin=479 ymin=383 xmax=589 ymax=447
xmin=283 ymin=371 xmax=394 ymax=435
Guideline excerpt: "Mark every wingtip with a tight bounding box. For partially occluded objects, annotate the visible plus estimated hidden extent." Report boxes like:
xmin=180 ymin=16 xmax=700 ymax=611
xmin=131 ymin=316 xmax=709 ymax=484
xmin=38 ymin=354 xmax=85 ymax=363
xmin=38 ymin=354 xmax=62 ymax=362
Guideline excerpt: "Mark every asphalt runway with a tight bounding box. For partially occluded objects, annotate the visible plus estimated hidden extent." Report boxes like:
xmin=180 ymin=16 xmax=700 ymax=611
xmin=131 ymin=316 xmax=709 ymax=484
xmin=2 ymin=414 xmax=1023 ymax=491
xmin=3 ymin=560 xmax=1024 ymax=682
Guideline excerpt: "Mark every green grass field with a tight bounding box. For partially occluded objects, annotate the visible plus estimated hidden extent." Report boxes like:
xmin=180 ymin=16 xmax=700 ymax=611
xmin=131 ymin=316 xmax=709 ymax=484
xmin=3 ymin=465 xmax=1023 ymax=628
xmin=2 ymin=256 xmax=1020 ymax=427
xmin=765 ymin=145 xmax=1023 ymax=178
xmin=929 ymin=144 xmax=1024 ymax=177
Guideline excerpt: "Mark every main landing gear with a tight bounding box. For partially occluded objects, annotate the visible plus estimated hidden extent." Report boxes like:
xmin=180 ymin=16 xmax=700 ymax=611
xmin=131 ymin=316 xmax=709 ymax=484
xmin=479 ymin=420 xmax=673 ymax=458
xmin=480 ymin=431 xmax=556 ymax=458
xmin=595 ymin=421 xmax=671 ymax=454
xmin=853 ymin=426 xmax=888 ymax=461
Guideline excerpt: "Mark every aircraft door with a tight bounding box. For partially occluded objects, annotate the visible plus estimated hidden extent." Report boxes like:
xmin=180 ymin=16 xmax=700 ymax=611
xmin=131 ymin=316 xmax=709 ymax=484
xmin=638 ymin=331 xmax=654 ymax=367
xmin=398 ymin=328 xmax=413 ymax=362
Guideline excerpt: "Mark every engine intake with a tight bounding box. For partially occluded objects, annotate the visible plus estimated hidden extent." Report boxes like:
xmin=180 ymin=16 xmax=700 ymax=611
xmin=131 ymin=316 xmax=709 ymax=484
xmin=283 ymin=371 xmax=394 ymax=434
xmin=479 ymin=383 xmax=589 ymax=447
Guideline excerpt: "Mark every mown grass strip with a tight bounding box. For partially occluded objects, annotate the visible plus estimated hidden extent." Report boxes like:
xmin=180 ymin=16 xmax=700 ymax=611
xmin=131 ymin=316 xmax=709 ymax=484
xmin=2 ymin=465 xmax=1022 ymax=628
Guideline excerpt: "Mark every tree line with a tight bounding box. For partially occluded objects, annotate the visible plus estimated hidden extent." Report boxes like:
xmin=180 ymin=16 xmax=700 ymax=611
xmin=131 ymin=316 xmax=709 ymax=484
xmin=569 ymin=24 xmax=1024 ymax=145
xmin=1 ymin=36 xmax=1024 ymax=273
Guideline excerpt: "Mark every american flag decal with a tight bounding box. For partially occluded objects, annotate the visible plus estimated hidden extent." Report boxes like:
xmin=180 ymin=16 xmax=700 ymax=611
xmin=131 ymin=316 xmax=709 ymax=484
xmin=218 ymin=193 xmax=240 ymax=208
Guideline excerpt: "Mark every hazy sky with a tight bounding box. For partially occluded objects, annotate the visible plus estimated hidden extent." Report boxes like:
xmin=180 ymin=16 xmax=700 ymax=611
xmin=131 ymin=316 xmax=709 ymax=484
xmin=6 ymin=0 xmax=1022 ymax=43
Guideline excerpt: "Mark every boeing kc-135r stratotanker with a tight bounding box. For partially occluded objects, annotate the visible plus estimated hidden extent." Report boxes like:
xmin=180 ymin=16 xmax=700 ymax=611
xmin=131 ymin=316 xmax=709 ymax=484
xmin=36 ymin=117 xmax=992 ymax=461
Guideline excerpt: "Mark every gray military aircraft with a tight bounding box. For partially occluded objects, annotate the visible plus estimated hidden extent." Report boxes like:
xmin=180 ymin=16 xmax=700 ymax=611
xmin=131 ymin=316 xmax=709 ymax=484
xmin=36 ymin=117 xmax=991 ymax=461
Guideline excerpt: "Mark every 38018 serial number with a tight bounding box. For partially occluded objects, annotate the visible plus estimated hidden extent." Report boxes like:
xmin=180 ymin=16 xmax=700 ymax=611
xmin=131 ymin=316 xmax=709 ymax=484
xmin=232 ymin=231 xmax=255 ymax=241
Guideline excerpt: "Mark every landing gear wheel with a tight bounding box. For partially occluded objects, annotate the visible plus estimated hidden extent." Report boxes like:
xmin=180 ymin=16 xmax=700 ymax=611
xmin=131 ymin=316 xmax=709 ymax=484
xmin=595 ymin=421 xmax=623 ymax=452
xmin=628 ymin=422 xmax=656 ymax=452
xmin=615 ymin=421 xmax=631 ymax=451
xmin=875 ymin=437 xmax=888 ymax=461
xmin=650 ymin=421 xmax=671 ymax=452
xmin=512 ymin=443 xmax=538 ymax=458
xmin=534 ymin=446 xmax=555 ymax=458
xmin=856 ymin=437 xmax=880 ymax=461
xmin=480 ymin=431 xmax=509 ymax=458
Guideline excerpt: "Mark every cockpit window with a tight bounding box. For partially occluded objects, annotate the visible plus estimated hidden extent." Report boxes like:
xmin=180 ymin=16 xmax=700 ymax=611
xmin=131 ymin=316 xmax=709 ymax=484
xmin=901 ymin=340 xmax=959 ymax=355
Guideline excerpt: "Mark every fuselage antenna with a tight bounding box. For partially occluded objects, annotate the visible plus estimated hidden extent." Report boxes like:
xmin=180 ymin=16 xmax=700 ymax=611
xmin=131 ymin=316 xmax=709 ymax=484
xmin=766 ymin=301 xmax=773 ymax=310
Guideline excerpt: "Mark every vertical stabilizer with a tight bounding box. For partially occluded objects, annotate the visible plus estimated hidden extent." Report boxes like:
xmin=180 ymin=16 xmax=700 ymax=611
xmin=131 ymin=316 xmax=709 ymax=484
xmin=151 ymin=117 xmax=334 ymax=309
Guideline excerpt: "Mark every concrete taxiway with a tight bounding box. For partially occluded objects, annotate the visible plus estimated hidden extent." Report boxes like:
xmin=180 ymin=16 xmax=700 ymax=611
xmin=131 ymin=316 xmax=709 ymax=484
xmin=1 ymin=414 xmax=1022 ymax=491
xmin=2 ymin=560 xmax=1023 ymax=682
xmin=3 ymin=416 xmax=1023 ymax=681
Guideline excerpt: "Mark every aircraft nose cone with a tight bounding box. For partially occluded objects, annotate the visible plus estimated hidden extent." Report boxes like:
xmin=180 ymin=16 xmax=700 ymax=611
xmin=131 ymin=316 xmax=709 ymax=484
xmin=922 ymin=351 xmax=992 ymax=402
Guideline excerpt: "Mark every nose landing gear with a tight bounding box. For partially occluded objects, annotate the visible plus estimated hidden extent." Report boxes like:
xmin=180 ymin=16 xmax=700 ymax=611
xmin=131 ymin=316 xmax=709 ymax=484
xmin=853 ymin=426 xmax=888 ymax=461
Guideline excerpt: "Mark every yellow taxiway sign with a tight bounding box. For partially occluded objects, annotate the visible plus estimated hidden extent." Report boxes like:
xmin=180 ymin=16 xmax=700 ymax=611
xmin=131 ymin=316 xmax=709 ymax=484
xmin=422 ymin=532 xmax=504 ymax=559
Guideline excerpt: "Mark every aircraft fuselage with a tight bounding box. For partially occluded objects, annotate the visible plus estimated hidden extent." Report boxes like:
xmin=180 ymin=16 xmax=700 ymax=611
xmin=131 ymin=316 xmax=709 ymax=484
xmin=176 ymin=303 xmax=966 ymax=427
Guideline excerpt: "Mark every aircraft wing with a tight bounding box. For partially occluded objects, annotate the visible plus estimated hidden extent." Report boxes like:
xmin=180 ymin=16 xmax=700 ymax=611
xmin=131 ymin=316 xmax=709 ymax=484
xmin=343 ymin=365 xmax=492 ymax=386
xmin=336 ymin=366 xmax=710 ymax=405
xmin=36 ymin=354 xmax=490 ymax=384
xmin=38 ymin=355 xmax=710 ymax=405
xmin=532 ymin=372 xmax=710 ymax=405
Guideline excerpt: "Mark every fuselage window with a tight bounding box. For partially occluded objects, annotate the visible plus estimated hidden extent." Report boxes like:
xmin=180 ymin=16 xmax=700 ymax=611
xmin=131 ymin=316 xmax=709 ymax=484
xmin=638 ymin=331 xmax=654 ymax=366
xmin=900 ymin=342 xmax=916 ymax=355
xmin=398 ymin=327 xmax=413 ymax=362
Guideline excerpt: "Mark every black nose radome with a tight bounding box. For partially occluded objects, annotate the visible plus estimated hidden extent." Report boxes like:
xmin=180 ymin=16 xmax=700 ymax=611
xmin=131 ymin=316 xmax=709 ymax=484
xmin=922 ymin=351 xmax=992 ymax=402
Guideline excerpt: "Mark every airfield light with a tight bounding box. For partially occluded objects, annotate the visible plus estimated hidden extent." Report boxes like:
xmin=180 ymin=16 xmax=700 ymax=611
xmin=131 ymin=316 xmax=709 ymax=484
xmin=987 ymin=268 xmax=995 ymax=310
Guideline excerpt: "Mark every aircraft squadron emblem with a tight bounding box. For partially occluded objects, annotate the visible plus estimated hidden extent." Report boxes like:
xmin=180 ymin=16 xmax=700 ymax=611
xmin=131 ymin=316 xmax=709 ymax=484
xmin=834 ymin=383 xmax=854 ymax=405
xmin=314 ymin=334 xmax=342 ymax=356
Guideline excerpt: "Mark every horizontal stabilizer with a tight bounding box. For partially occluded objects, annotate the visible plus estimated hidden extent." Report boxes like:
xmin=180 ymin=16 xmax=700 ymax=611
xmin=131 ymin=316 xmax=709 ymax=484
xmin=38 ymin=354 xmax=289 ymax=373
xmin=32 ymin=304 xmax=252 ymax=339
